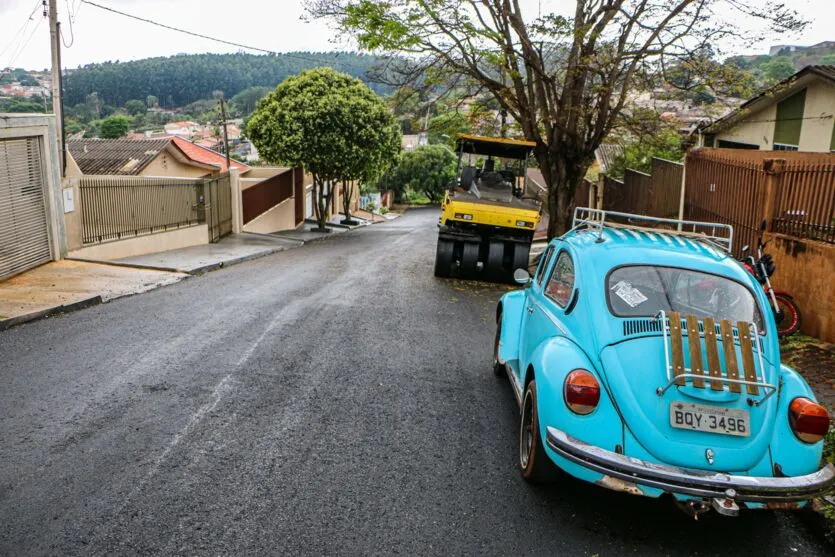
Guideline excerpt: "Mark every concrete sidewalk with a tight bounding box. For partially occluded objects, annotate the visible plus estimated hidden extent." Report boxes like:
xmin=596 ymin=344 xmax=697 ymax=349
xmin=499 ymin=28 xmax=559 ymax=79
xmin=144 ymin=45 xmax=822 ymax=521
xmin=271 ymin=225 xmax=350 ymax=243
xmin=113 ymin=232 xmax=303 ymax=274
xmin=0 ymin=260 xmax=188 ymax=330
xmin=0 ymin=227 xmax=353 ymax=329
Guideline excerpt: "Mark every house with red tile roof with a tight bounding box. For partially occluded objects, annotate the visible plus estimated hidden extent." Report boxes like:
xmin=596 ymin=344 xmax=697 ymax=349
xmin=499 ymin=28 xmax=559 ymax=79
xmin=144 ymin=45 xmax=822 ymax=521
xmin=66 ymin=137 xmax=249 ymax=178
xmin=170 ymin=137 xmax=248 ymax=173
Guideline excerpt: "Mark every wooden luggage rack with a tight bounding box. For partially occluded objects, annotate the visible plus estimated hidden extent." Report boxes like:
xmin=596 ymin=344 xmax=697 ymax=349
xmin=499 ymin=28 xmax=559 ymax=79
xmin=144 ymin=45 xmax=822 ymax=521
xmin=655 ymin=310 xmax=776 ymax=406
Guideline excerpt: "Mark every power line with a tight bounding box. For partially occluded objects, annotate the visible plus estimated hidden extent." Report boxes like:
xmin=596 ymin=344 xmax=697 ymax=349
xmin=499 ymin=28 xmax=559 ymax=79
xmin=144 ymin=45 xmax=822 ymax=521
xmin=61 ymin=0 xmax=76 ymax=48
xmin=0 ymin=0 xmax=43 ymax=68
xmin=80 ymin=0 xmax=333 ymax=65
xmin=6 ymin=14 xmax=45 ymax=70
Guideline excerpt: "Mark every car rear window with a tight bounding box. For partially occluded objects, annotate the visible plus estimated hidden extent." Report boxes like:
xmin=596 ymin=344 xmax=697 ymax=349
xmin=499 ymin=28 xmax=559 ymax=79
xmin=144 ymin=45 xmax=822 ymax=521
xmin=607 ymin=265 xmax=764 ymax=330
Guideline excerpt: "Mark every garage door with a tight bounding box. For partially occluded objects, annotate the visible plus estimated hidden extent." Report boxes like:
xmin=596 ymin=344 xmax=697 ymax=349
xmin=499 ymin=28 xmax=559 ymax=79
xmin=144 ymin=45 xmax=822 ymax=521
xmin=0 ymin=137 xmax=51 ymax=280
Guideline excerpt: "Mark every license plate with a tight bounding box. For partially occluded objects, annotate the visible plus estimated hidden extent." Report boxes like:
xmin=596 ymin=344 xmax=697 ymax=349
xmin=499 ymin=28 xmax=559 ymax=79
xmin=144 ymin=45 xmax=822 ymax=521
xmin=670 ymin=402 xmax=750 ymax=437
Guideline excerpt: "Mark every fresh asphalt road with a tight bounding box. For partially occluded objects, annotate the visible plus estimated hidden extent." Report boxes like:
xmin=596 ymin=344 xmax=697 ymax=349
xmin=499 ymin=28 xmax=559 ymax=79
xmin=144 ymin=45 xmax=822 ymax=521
xmin=0 ymin=208 xmax=829 ymax=556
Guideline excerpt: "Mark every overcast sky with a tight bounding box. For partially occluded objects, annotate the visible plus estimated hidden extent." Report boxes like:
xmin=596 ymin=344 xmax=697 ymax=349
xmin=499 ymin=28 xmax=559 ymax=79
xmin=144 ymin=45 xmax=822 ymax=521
xmin=1 ymin=0 xmax=833 ymax=72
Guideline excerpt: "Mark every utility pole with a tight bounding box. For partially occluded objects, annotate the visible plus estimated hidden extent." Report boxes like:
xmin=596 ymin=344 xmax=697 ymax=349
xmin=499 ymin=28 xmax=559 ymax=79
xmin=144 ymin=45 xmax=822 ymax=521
xmin=419 ymin=103 xmax=431 ymax=146
xmin=47 ymin=0 xmax=65 ymax=175
xmin=218 ymin=98 xmax=231 ymax=171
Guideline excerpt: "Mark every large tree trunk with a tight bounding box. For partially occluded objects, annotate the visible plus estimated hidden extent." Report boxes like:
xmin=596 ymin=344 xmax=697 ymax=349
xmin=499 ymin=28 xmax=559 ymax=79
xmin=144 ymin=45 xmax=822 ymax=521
xmin=341 ymin=180 xmax=355 ymax=223
xmin=313 ymin=176 xmax=332 ymax=231
xmin=537 ymin=146 xmax=592 ymax=240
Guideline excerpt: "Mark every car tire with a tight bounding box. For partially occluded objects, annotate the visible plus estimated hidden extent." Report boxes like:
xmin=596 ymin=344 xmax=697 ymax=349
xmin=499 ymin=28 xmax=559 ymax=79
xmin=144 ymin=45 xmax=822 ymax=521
xmin=493 ymin=312 xmax=505 ymax=377
xmin=520 ymin=380 xmax=559 ymax=482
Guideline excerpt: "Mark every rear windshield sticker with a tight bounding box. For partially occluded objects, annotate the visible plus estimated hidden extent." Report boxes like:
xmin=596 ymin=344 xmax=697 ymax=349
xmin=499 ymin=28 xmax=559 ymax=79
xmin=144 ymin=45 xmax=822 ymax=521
xmin=611 ymin=280 xmax=648 ymax=308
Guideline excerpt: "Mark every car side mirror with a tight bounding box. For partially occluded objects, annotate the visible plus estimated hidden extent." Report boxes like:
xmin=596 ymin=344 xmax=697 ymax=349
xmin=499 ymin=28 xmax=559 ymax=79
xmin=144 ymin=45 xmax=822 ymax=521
xmin=513 ymin=268 xmax=532 ymax=286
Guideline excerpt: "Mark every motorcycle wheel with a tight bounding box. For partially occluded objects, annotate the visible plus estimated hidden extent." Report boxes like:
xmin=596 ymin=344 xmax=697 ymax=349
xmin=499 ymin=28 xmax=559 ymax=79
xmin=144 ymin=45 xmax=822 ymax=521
xmin=774 ymin=293 xmax=801 ymax=337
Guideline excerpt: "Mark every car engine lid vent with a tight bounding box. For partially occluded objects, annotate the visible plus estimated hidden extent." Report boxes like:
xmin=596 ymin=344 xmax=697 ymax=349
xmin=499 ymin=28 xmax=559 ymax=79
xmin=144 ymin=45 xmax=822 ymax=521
xmin=623 ymin=319 xmax=662 ymax=337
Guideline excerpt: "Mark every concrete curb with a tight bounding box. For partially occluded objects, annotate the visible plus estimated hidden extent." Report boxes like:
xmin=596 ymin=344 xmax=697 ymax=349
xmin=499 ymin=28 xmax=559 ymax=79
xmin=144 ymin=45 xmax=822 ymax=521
xmin=235 ymin=231 xmax=305 ymax=247
xmin=0 ymin=295 xmax=103 ymax=331
xmin=184 ymin=249 xmax=285 ymax=275
xmin=66 ymin=257 xmax=182 ymax=274
xmin=136 ymin=247 xmax=297 ymax=275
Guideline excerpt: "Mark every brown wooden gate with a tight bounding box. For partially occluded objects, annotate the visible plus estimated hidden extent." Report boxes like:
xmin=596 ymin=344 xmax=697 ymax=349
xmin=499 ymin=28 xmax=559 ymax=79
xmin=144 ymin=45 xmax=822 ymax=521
xmin=204 ymin=173 xmax=232 ymax=243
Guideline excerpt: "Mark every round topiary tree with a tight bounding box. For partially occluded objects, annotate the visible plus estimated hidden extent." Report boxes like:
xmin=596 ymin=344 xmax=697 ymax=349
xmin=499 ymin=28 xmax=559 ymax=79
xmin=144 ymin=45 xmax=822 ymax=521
xmin=246 ymin=67 xmax=401 ymax=230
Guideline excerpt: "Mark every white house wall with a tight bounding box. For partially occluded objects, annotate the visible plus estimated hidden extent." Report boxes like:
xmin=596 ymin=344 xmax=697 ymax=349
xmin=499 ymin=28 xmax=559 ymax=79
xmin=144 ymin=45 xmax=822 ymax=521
xmin=798 ymin=81 xmax=835 ymax=152
xmin=716 ymin=104 xmax=777 ymax=149
xmin=715 ymin=80 xmax=835 ymax=152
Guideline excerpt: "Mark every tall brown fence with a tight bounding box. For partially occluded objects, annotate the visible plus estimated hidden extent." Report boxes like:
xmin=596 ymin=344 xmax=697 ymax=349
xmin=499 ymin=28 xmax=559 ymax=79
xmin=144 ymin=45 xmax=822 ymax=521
xmin=79 ymin=176 xmax=203 ymax=245
xmin=684 ymin=149 xmax=835 ymax=255
xmin=684 ymin=150 xmax=767 ymax=257
xmin=79 ymin=173 xmax=232 ymax=245
xmin=242 ymin=169 xmax=294 ymax=224
xmin=650 ymin=158 xmax=684 ymax=218
xmin=772 ymin=159 xmax=835 ymax=243
xmin=601 ymin=158 xmax=683 ymax=218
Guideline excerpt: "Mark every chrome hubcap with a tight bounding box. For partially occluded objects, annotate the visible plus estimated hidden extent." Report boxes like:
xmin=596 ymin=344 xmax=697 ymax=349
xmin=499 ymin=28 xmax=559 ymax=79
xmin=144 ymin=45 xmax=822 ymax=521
xmin=520 ymin=390 xmax=533 ymax=469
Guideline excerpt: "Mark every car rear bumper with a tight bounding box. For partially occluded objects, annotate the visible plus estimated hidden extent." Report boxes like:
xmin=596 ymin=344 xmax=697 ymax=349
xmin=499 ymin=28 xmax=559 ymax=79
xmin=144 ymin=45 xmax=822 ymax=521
xmin=545 ymin=426 xmax=835 ymax=503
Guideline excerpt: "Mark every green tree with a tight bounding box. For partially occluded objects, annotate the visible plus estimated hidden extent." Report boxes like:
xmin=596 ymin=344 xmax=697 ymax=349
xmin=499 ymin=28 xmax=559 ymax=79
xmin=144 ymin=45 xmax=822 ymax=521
xmin=0 ymin=96 xmax=48 ymax=113
xmin=310 ymin=0 xmax=804 ymax=237
xmin=99 ymin=115 xmax=131 ymax=138
xmin=760 ymin=56 xmax=796 ymax=86
xmin=64 ymin=118 xmax=85 ymax=136
xmin=427 ymin=110 xmax=470 ymax=148
xmin=607 ymin=108 xmax=684 ymax=179
xmin=247 ymin=67 xmax=401 ymax=229
xmin=230 ymin=86 xmax=272 ymax=116
xmin=819 ymin=53 xmax=835 ymax=65
xmin=391 ymin=145 xmax=456 ymax=203
xmin=124 ymin=99 xmax=147 ymax=116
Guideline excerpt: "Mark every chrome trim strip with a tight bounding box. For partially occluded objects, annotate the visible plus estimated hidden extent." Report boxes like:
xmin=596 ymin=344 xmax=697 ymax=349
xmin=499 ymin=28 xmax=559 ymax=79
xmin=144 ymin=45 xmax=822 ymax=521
xmin=546 ymin=427 xmax=835 ymax=503
xmin=505 ymin=363 xmax=523 ymax=406
xmin=531 ymin=300 xmax=568 ymax=335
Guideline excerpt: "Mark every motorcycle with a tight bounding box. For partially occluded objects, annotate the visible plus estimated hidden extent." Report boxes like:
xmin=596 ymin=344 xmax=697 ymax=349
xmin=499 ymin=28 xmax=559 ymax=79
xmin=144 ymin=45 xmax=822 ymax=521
xmin=740 ymin=221 xmax=802 ymax=337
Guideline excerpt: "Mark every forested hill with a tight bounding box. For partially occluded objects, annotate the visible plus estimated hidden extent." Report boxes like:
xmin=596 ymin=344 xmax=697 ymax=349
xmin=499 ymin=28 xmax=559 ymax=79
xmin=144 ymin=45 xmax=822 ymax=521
xmin=62 ymin=52 xmax=390 ymax=107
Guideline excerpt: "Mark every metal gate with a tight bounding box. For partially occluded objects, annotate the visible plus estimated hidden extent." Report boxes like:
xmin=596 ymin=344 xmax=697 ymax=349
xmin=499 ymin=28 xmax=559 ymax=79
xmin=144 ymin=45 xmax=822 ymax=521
xmin=305 ymin=188 xmax=314 ymax=219
xmin=0 ymin=137 xmax=51 ymax=280
xmin=204 ymin=172 xmax=232 ymax=243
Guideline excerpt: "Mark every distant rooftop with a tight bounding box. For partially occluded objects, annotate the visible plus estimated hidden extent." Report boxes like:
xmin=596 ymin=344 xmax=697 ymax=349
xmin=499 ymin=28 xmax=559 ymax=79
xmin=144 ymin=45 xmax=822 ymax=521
xmin=67 ymin=138 xmax=171 ymax=175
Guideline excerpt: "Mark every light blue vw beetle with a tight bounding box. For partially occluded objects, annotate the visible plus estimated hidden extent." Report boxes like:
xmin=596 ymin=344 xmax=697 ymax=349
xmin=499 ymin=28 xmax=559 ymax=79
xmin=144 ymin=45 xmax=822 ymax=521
xmin=494 ymin=208 xmax=834 ymax=516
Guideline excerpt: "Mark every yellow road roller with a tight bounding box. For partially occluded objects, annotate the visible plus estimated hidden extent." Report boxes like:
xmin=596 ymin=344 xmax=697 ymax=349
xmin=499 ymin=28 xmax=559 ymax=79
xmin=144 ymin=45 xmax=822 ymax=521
xmin=435 ymin=134 xmax=542 ymax=283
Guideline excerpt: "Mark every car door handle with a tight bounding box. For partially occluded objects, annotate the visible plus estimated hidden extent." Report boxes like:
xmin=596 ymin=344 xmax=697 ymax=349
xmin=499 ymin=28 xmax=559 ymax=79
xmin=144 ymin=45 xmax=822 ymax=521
xmin=526 ymin=306 xmax=534 ymax=314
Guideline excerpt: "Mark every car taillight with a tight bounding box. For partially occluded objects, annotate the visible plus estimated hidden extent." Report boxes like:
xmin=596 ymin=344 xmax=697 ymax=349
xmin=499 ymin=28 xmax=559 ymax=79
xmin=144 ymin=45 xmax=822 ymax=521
xmin=788 ymin=397 xmax=830 ymax=443
xmin=564 ymin=369 xmax=600 ymax=415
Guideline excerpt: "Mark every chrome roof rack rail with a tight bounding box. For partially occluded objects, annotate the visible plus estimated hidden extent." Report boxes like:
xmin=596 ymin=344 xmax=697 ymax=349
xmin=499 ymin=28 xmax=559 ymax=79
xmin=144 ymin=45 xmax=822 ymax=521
xmin=572 ymin=207 xmax=734 ymax=254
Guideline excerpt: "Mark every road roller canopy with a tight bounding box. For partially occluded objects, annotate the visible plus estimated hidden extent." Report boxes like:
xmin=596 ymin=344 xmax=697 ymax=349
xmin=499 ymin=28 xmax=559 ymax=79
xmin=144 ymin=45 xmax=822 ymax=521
xmin=456 ymin=134 xmax=536 ymax=160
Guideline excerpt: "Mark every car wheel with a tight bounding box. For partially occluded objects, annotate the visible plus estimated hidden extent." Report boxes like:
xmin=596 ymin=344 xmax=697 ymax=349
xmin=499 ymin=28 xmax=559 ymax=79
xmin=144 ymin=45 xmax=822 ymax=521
xmin=520 ymin=380 xmax=558 ymax=482
xmin=493 ymin=312 xmax=505 ymax=377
